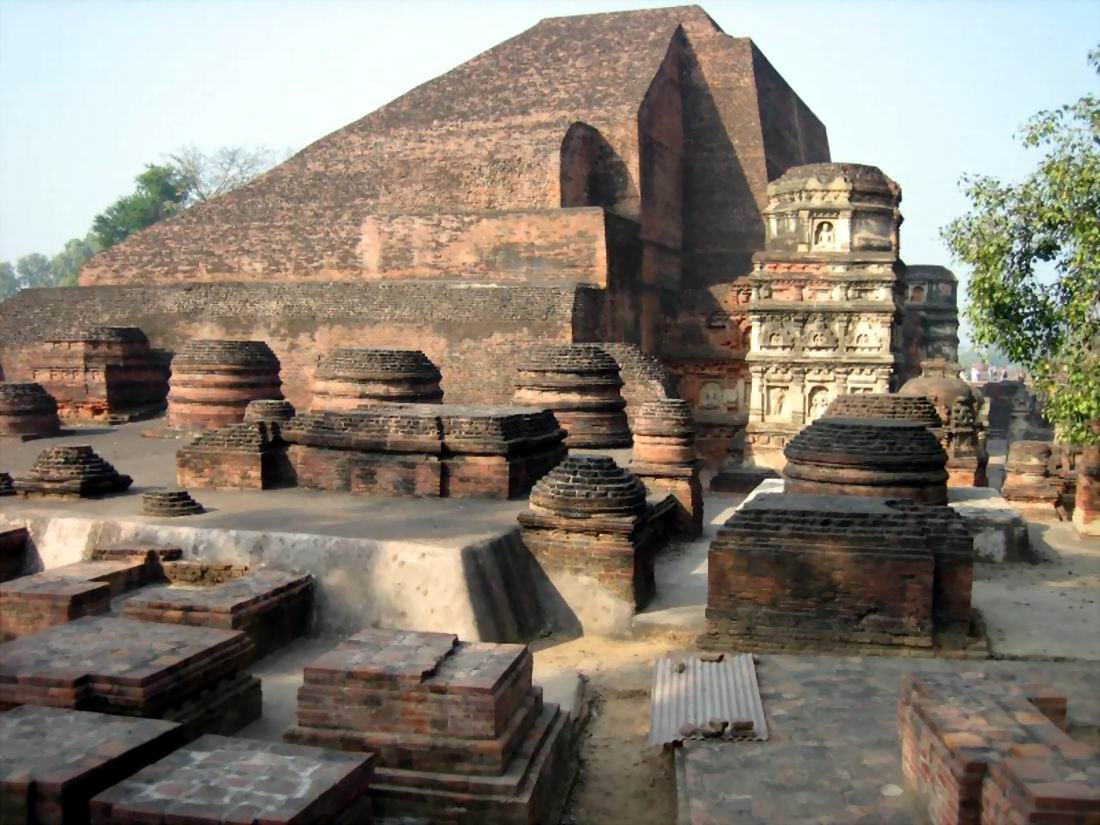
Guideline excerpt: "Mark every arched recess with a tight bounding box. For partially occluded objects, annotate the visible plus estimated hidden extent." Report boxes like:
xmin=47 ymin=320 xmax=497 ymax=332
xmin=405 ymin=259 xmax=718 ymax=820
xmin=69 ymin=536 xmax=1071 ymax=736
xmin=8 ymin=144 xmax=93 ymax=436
xmin=559 ymin=122 xmax=637 ymax=213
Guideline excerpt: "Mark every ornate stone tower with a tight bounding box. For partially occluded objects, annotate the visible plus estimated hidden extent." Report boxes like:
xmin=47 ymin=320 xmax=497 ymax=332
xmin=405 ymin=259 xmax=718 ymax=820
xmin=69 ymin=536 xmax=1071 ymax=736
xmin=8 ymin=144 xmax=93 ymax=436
xmin=742 ymin=163 xmax=904 ymax=469
xmin=899 ymin=264 xmax=960 ymax=384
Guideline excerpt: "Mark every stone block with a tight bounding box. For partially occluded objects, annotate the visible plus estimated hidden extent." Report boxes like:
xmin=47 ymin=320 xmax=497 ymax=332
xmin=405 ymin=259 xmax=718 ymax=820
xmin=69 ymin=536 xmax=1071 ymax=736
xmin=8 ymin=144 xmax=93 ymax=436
xmin=949 ymin=500 xmax=1031 ymax=563
xmin=0 ymin=705 xmax=182 ymax=825
xmin=90 ymin=735 xmax=374 ymax=825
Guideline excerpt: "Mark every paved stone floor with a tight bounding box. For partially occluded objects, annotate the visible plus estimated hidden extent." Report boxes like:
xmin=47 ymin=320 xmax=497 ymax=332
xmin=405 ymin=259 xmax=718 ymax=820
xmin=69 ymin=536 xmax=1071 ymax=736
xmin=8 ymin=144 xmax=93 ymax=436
xmin=677 ymin=654 xmax=1100 ymax=825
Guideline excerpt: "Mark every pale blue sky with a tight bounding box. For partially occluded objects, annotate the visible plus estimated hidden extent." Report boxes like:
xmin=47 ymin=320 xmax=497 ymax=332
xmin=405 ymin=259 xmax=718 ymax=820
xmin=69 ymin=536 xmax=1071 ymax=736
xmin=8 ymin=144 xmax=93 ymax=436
xmin=1 ymin=0 xmax=1097 ymax=323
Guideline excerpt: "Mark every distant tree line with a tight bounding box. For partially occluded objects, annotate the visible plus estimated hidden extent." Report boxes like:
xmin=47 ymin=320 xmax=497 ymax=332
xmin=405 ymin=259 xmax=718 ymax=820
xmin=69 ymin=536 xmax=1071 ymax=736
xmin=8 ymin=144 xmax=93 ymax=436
xmin=0 ymin=145 xmax=286 ymax=300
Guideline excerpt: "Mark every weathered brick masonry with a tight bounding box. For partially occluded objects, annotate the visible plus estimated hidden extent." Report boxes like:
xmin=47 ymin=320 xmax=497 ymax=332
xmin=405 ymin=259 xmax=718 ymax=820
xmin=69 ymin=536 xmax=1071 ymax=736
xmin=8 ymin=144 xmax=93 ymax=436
xmin=0 ymin=382 xmax=61 ymax=439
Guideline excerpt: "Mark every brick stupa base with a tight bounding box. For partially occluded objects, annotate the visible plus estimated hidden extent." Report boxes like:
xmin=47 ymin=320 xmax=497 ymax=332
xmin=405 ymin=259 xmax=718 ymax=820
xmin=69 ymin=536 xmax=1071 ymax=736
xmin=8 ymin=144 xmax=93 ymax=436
xmin=285 ymin=629 xmax=577 ymax=824
xmin=899 ymin=672 xmax=1099 ymax=825
xmin=0 ymin=705 xmax=183 ymax=825
xmin=0 ymin=616 xmax=260 ymax=742
xmin=121 ymin=569 xmax=313 ymax=660
xmin=701 ymin=494 xmax=980 ymax=656
xmin=90 ymin=735 xmax=375 ymax=825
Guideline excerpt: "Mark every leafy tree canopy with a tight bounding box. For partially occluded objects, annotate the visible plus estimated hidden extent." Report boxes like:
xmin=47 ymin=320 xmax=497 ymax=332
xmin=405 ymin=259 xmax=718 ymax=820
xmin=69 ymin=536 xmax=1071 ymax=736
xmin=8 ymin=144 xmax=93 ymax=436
xmin=91 ymin=164 xmax=190 ymax=249
xmin=943 ymin=46 xmax=1100 ymax=444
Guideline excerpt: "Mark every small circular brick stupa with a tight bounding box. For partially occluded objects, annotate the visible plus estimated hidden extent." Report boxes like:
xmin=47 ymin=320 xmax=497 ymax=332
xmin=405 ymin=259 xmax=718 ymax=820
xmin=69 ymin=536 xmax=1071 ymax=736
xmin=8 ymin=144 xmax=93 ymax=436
xmin=529 ymin=455 xmax=647 ymax=519
xmin=16 ymin=445 xmax=133 ymax=498
xmin=142 ymin=489 xmax=205 ymax=517
xmin=783 ymin=417 xmax=949 ymax=504
xmin=631 ymin=399 xmax=703 ymax=537
xmin=0 ymin=382 xmax=61 ymax=439
xmin=824 ymin=393 xmax=942 ymax=428
xmin=167 ymin=340 xmax=283 ymax=431
xmin=513 ymin=345 xmax=631 ymax=448
xmin=243 ymin=399 xmax=296 ymax=424
xmin=310 ymin=349 xmax=443 ymax=411
xmin=1001 ymin=440 xmax=1064 ymax=507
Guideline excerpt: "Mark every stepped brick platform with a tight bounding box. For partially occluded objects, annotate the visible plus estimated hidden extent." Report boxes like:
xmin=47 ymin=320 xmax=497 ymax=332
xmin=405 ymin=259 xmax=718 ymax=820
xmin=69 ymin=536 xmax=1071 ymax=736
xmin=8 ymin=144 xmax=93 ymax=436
xmin=14 ymin=445 xmax=132 ymax=498
xmin=283 ymin=404 xmax=567 ymax=499
xmin=0 ymin=556 xmax=161 ymax=640
xmin=900 ymin=360 xmax=989 ymax=487
xmin=121 ymin=569 xmax=314 ymax=659
xmin=629 ymin=399 xmax=703 ymax=538
xmin=0 ymin=527 xmax=29 ymax=583
xmin=899 ymin=672 xmax=1099 ymax=825
xmin=142 ymin=488 xmax=205 ymax=516
xmin=167 ymin=339 xmax=283 ymax=431
xmin=519 ymin=456 xmax=662 ymax=635
xmin=311 ymin=348 xmax=443 ymax=411
xmin=285 ymin=628 xmax=576 ymax=825
xmin=1001 ymin=440 xmax=1066 ymax=513
xmin=0 ymin=616 xmax=261 ymax=741
xmin=701 ymin=494 xmax=978 ymax=655
xmin=0 ymin=706 xmax=183 ymax=825
xmin=513 ymin=345 xmax=631 ymax=448
xmin=176 ymin=421 xmax=294 ymax=489
xmin=824 ymin=393 xmax=943 ymax=427
xmin=90 ymin=735 xmax=375 ymax=825
xmin=30 ymin=326 xmax=169 ymax=422
xmin=783 ymin=417 xmax=949 ymax=504
xmin=0 ymin=382 xmax=61 ymax=440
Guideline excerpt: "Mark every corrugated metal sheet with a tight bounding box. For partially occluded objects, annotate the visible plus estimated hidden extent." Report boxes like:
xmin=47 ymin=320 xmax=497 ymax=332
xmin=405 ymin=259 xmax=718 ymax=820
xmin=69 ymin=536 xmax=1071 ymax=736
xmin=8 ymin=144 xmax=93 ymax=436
xmin=649 ymin=653 xmax=767 ymax=746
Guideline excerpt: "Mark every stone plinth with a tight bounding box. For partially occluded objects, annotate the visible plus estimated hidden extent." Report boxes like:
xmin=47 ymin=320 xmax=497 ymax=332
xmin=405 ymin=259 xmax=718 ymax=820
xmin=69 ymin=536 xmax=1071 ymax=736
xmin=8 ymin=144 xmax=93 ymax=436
xmin=176 ymin=422 xmax=292 ymax=490
xmin=167 ymin=340 xmax=282 ymax=431
xmin=31 ymin=326 xmax=169 ymax=422
xmin=702 ymin=495 xmax=975 ymax=654
xmin=285 ymin=628 xmax=576 ymax=824
xmin=0 ymin=557 xmax=159 ymax=640
xmin=1001 ymin=440 xmax=1065 ymax=510
xmin=284 ymin=405 xmax=566 ymax=499
xmin=142 ymin=489 xmax=205 ymax=517
xmin=519 ymin=456 xmax=659 ymax=635
xmin=900 ymin=359 xmax=988 ymax=487
xmin=0 ymin=527 xmax=28 ymax=583
xmin=899 ymin=673 xmax=1098 ymax=825
xmin=0 ymin=382 xmax=61 ymax=440
xmin=90 ymin=735 xmax=375 ymax=825
xmin=783 ymin=417 xmax=949 ymax=504
xmin=15 ymin=445 xmax=132 ymax=498
xmin=311 ymin=348 xmax=443 ymax=411
xmin=513 ymin=345 xmax=631 ymax=448
xmin=824 ymin=393 xmax=943 ymax=428
xmin=1074 ymin=444 xmax=1100 ymax=537
xmin=629 ymin=399 xmax=703 ymax=538
xmin=0 ymin=706 xmax=182 ymax=825
xmin=0 ymin=616 xmax=260 ymax=741
xmin=121 ymin=569 xmax=314 ymax=659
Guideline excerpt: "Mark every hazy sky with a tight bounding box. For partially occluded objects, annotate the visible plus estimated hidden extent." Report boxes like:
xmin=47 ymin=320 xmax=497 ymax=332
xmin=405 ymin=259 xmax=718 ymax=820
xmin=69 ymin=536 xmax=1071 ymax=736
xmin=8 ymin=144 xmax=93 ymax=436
xmin=1 ymin=0 xmax=1097 ymax=322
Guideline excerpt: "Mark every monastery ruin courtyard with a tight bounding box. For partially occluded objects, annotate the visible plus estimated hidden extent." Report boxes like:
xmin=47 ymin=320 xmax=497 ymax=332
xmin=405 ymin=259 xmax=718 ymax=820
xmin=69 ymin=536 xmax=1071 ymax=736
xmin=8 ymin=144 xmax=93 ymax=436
xmin=1 ymin=5 xmax=1098 ymax=825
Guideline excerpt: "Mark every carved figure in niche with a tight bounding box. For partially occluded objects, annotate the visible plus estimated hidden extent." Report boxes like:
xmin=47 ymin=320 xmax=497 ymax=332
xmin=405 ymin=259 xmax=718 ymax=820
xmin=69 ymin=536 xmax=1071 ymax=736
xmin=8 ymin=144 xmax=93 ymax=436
xmin=767 ymin=386 xmax=787 ymax=418
xmin=909 ymin=285 xmax=926 ymax=303
xmin=813 ymin=221 xmax=834 ymax=249
xmin=951 ymin=397 xmax=975 ymax=429
xmin=698 ymin=381 xmax=724 ymax=411
xmin=850 ymin=322 xmax=881 ymax=352
xmin=804 ymin=319 xmax=838 ymax=351
xmin=807 ymin=386 xmax=830 ymax=421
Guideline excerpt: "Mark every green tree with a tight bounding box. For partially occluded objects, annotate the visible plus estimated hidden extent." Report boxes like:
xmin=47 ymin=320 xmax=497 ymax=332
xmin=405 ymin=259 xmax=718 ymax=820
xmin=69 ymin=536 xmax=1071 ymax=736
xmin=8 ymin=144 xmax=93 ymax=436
xmin=15 ymin=252 xmax=52 ymax=289
xmin=943 ymin=46 xmax=1100 ymax=445
xmin=50 ymin=234 xmax=102 ymax=287
xmin=91 ymin=164 xmax=189 ymax=249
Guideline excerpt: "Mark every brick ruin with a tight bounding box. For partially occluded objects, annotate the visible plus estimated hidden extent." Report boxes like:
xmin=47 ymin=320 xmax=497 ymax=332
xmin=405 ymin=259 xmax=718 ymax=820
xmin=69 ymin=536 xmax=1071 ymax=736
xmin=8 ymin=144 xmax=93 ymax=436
xmin=702 ymin=494 xmax=976 ymax=654
xmin=90 ymin=735 xmax=376 ymax=825
xmin=1001 ymin=440 xmax=1067 ymax=513
xmin=177 ymin=421 xmax=292 ymax=490
xmin=782 ymin=417 xmax=950 ymax=504
xmin=629 ymin=398 xmax=704 ymax=537
xmin=824 ymin=392 xmax=943 ymax=428
xmin=29 ymin=326 xmax=169 ymax=422
xmin=243 ymin=397 xmax=296 ymax=425
xmin=285 ymin=628 xmax=576 ymax=823
xmin=514 ymin=345 xmax=632 ymax=448
xmin=0 ymin=382 xmax=61 ymax=440
xmin=1075 ymin=444 xmax=1100 ymax=536
xmin=900 ymin=358 xmax=988 ymax=487
xmin=166 ymin=339 xmax=283 ymax=431
xmin=899 ymin=672 xmax=1099 ymax=825
xmin=898 ymin=265 xmax=961 ymax=385
xmin=142 ymin=488 xmax=205 ymax=516
xmin=13 ymin=445 xmax=133 ymax=498
xmin=310 ymin=348 xmax=443 ymax=411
